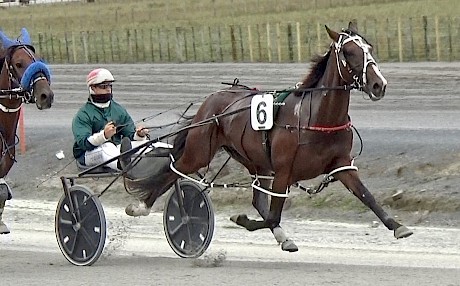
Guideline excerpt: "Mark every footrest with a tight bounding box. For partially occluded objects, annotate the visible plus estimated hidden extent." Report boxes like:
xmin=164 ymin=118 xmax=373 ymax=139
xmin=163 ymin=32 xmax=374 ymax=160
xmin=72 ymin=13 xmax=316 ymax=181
xmin=76 ymin=160 xmax=117 ymax=174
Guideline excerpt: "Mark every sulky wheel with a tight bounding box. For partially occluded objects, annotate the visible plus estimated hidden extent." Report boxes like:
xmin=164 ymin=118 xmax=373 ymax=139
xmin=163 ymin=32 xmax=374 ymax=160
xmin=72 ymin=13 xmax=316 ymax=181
xmin=163 ymin=180 xmax=215 ymax=258
xmin=55 ymin=185 xmax=106 ymax=266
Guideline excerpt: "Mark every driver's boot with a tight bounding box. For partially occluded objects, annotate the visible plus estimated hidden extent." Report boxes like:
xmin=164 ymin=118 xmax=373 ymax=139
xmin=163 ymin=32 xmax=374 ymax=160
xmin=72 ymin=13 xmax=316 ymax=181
xmin=0 ymin=199 xmax=10 ymax=234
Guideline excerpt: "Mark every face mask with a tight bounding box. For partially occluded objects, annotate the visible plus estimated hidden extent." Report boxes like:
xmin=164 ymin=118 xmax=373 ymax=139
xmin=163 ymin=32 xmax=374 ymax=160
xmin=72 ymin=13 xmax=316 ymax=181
xmin=90 ymin=93 xmax=112 ymax=103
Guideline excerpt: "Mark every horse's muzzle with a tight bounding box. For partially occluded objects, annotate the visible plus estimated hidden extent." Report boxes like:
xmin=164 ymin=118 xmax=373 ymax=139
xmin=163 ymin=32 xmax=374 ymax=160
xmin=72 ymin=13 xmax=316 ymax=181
xmin=366 ymin=65 xmax=387 ymax=101
xmin=369 ymin=83 xmax=386 ymax=101
xmin=35 ymin=90 xmax=54 ymax=110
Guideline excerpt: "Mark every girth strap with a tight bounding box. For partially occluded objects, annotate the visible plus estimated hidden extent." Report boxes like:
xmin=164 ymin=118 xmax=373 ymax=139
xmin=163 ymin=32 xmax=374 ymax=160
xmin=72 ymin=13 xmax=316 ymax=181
xmin=261 ymin=89 xmax=292 ymax=161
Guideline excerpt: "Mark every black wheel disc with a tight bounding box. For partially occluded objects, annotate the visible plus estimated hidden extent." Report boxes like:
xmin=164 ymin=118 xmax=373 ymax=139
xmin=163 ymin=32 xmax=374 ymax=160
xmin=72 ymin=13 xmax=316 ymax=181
xmin=163 ymin=180 xmax=214 ymax=258
xmin=55 ymin=185 xmax=106 ymax=266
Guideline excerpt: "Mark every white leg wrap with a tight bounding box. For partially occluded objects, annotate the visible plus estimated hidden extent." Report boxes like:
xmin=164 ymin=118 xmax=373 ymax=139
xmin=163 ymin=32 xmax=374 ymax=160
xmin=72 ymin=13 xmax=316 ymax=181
xmin=273 ymin=226 xmax=288 ymax=244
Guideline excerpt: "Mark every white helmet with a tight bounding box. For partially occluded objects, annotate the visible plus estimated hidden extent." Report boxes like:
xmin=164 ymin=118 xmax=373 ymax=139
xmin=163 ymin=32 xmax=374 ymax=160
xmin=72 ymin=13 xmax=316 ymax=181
xmin=86 ymin=68 xmax=115 ymax=87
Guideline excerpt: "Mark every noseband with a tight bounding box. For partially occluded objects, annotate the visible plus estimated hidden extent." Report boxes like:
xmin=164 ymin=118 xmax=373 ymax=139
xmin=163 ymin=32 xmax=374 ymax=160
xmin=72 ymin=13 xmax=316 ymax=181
xmin=333 ymin=31 xmax=378 ymax=90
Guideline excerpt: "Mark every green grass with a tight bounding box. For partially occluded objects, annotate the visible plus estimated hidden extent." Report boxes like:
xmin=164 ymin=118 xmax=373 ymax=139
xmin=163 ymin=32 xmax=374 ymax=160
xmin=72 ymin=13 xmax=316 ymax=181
xmin=2 ymin=0 xmax=459 ymax=63
xmin=1 ymin=0 xmax=458 ymax=33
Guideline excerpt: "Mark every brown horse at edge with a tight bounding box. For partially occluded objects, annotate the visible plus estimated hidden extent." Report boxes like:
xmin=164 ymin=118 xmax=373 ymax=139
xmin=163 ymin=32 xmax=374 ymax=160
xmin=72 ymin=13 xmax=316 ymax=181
xmin=0 ymin=28 xmax=54 ymax=234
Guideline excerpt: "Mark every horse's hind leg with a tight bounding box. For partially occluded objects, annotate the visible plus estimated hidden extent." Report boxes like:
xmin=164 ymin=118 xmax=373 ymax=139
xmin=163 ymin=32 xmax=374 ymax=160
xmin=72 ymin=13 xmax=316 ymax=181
xmin=334 ymin=170 xmax=413 ymax=239
xmin=230 ymin=175 xmax=298 ymax=252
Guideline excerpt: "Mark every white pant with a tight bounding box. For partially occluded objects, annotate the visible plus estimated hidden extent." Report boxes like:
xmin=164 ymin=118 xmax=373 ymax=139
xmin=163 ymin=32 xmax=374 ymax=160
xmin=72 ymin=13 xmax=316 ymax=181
xmin=84 ymin=141 xmax=171 ymax=171
xmin=84 ymin=142 xmax=120 ymax=170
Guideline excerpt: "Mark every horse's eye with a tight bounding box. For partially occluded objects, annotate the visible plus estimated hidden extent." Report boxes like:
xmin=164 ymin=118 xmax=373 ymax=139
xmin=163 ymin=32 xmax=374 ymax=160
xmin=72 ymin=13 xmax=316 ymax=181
xmin=15 ymin=62 xmax=23 ymax=69
xmin=343 ymin=49 xmax=353 ymax=59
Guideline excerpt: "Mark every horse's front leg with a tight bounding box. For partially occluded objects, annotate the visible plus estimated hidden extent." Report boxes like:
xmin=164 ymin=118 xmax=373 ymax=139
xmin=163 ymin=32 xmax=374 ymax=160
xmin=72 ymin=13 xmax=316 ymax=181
xmin=334 ymin=170 xmax=413 ymax=239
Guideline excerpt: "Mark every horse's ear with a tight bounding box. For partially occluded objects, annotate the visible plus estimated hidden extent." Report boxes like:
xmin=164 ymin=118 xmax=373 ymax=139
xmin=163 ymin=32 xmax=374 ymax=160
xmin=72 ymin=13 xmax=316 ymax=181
xmin=0 ymin=30 xmax=15 ymax=49
xmin=348 ymin=19 xmax=358 ymax=33
xmin=325 ymin=25 xmax=340 ymax=42
xmin=20 ymin=27 xmax=32 ymax=45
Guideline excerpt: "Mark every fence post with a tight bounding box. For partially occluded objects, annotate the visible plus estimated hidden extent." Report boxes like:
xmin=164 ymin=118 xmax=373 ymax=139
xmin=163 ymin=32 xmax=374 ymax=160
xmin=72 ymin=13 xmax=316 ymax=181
xmin=175 ymin=27 xmax=184 ymax=62
xmin=50 ymin=32 xmax=55 ymax=63
xmin=230 ymin=25 xmax=237 ymax=62
xmin=109 ymin=30 xmax=115 ymax=62
xmin=397 ymin=17 xmax=403 ymax=62
xmin=248 ymin=25 xmax=254 ymax=62
xmin=238 ymin=26 xmax=244 ymax=62
xmin=408 ymin=18 xmax=415 ymax=61
xmin=435 ymin=16 xmax=441 ymax=61
xmin=82 ymin=31 xmax=89 ymax=63
xmin=276 ymin=23 xmax=281 ymax=62
xmin=71 ymin=31 xmax=77 ymax=64
xmin=447 ymin=17 xmax=452 ymax=61
xmin=266 ymin=23 xmax=272 ymax=63
xmin=256 ymin=24 xmax=262 ymax=61
xmin=200 ymin=27 xmax=205 ymax=62
xmin=287 ymin=23 xmax=293 ymax=62
xmin=101 ymin=31 xmax=107 ymax=63
xmin=423 ymin=16 xmax=429 ymax=60
xmin=134 ymin=29 xmax=140 ymax=62
xmin=218 ymin=26 xmax=223 ymax=62
xmin=191 ymin=26 xmax=197 ymax=62
xmin=158 ymin=28 xmax=163 ymax=62
xmin=208 ymin=26 xmax=214 ymax=62
xmin=64 ymin=32 xmax=69 ymax=63
xmin=316 ymin=22 xmax=322 ymax=54
xmin=296 ymin=22 xmax=301 ymax=62
xmin=386 ymin=18 xmax=392 ymax=61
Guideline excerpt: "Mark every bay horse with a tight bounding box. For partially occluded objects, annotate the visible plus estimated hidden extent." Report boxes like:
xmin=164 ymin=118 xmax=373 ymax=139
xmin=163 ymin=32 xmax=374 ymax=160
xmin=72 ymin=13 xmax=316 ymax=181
xmin=0 ymin=28 xmax=54 ymax=234
xmin=124 ymin=21 xmax=413 ymax=252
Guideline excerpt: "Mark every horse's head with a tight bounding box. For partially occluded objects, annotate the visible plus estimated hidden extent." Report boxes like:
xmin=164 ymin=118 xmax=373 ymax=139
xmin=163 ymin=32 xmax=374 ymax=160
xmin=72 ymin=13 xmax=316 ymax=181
xmin=326 ymin=21 xmax=387 ymax=101
xmin=0 ymin=28 xmax=54 ymax=110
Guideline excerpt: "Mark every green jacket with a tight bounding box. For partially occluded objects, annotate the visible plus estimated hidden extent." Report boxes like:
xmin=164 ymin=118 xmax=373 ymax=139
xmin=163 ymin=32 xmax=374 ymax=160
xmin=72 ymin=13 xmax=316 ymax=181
xmin=72 ymin=100 xmax=135 ymax=159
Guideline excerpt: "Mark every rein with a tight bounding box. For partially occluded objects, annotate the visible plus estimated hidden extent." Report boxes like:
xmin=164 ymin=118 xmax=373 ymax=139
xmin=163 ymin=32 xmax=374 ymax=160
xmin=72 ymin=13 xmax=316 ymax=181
xmin=0 ymin=87 xmax=29 ymax=113
xmin=0 ymin=130 xmax=19 ymax=165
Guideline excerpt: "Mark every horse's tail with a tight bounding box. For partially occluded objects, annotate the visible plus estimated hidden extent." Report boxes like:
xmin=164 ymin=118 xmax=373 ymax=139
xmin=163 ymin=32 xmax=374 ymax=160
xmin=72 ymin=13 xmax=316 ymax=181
xmin=171 ymin=114 xmax=195 ymax=160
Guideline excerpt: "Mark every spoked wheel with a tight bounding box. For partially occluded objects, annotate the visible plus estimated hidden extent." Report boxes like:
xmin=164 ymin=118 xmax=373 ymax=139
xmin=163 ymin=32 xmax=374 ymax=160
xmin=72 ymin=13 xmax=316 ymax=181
xmin=55 ymin=185 xmax=106 ymax=266
xmin=163 ymin=180 xmax=214 ymax=258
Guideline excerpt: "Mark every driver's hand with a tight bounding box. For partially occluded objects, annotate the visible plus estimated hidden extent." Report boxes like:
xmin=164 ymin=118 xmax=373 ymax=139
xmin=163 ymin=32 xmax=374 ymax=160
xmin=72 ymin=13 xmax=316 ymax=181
xmin=136 ymin=125 xmax=149 ymax=137
xmin=104 ymin=121 xmax=117 ymax=139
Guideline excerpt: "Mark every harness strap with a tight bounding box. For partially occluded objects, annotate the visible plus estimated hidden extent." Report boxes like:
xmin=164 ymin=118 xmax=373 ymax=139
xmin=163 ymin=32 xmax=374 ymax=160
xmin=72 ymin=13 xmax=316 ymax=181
xmin=0 ymin=102 xmax=22 ymax=113
xmin=304 ymin=121 xmax=352 ymax=132
xmin=307 ymin=164 xmax=358 ymax=195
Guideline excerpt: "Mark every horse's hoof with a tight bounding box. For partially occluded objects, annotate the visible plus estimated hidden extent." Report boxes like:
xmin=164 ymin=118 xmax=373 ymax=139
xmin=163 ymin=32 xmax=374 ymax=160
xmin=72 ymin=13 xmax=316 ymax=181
xmin=125 ymin=202 xmax=151 ymax=217
xmin=394 ymin=225 xmax=413 ymax=239
xmin=229 ymin=215 xmax=239 ymax=223
xmin=281 ymin=239 xmax=298 ymax=252
xmin=229 ymin=214 xmax=248 ymax=226
xmin=0 ymin=221 xmax=10 ymax=234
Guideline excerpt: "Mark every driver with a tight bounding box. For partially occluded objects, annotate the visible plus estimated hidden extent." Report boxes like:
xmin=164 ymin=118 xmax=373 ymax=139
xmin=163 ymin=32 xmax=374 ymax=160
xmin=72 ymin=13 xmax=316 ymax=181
xmin=72 ymin=68 xmax=148 ymax=171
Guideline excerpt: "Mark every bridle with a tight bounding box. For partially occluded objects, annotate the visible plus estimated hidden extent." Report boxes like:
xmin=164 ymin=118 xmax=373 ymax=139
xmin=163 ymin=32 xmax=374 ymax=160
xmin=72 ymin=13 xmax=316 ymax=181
xmin=333 ymin=30 xmax=378 ymax=91
xmin=0 ymin=44 xmax=49 ymax=165
xmin=0 ymin=44 xmax=48 ymax=113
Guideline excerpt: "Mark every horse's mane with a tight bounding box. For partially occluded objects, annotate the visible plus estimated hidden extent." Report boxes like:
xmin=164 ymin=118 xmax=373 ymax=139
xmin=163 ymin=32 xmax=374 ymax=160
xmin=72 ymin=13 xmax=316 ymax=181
xmin=300 ymin=49 xmax=332 ymax=88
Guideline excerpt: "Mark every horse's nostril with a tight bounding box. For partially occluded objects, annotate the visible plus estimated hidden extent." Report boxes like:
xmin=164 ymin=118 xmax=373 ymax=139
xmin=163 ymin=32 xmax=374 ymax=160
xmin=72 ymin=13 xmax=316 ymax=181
xmin=373 ymin=83 xmax=380 ymax=91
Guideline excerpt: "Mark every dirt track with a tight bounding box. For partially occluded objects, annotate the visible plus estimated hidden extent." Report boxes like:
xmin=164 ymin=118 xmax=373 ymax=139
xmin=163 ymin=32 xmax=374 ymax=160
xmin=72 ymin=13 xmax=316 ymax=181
xmin=8 ymin=62 xmax=460 ymax=225
xmin=1 ymin=63 xmax=460 ymax=285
